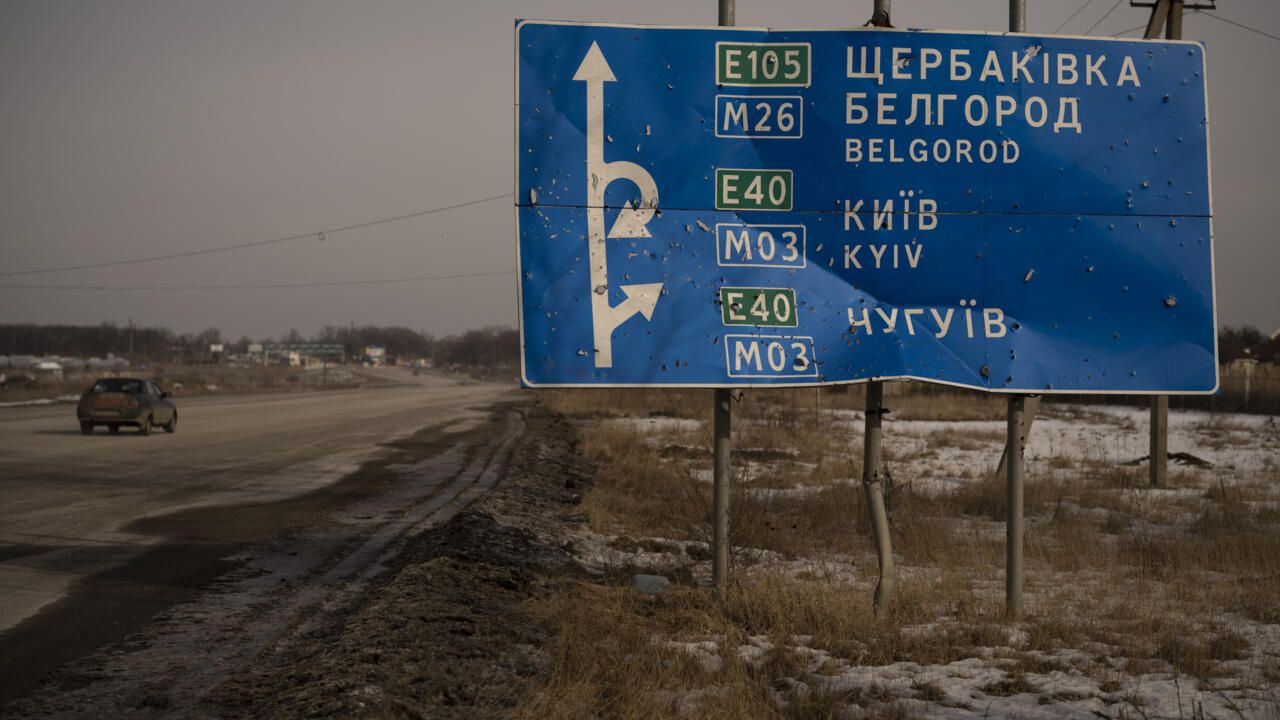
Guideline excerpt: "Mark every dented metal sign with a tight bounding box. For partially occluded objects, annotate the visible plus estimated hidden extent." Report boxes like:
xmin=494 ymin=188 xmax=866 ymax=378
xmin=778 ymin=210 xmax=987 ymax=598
xmin=515 ymin=20 xmax=1216 ymax=392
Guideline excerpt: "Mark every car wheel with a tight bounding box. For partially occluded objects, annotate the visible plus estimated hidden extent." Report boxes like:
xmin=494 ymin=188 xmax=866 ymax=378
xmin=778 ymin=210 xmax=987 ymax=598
xmin=163 ymin=412 xmax=177 ymax=434
xmin=80 ymin=422 xmax=93 ymax=435
xmin=138 ymin=416 xmax=152 ymax=436
xmin=108 ymin=424 xmax=120 ymax=434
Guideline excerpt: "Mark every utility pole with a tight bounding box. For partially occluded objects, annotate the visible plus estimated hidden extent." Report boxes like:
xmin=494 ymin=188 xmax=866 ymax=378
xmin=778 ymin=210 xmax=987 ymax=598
xmin=711 ymin=0 xmax=734 ymax=601
xmin=1006 ymin=0 xmax=1026 ymax=622
xmin=1137 ymin=0 xmax=1202 ymax=41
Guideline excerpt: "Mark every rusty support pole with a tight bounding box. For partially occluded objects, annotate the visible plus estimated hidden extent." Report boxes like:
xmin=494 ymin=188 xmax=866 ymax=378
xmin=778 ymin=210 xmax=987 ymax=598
xmin=1006 ymin=396 xmax=1025 ymax=619
xmin=863 ymin=381 xmax=894 ymax=612
xmin=712 ymin=389 xmax=731 ymax=598
xmin=1005 ymin=0 xmax=1026 ymax=623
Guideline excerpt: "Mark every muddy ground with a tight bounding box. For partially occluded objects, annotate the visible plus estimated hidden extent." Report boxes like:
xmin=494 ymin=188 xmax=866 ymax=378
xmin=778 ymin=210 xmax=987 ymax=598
xmin=206 ymin=408 xmax=587 ymax=719
xmin=2 ymin=405 xmax=589 ymax=718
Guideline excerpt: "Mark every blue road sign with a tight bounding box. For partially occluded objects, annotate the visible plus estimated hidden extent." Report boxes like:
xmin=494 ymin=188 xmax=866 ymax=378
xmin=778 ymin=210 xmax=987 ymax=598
xmin=515 ymin=21 xmax=1216 ymax=392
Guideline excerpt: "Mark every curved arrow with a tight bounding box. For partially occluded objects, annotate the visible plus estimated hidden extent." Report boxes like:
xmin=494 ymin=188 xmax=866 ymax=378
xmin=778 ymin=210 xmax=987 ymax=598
xmin=575 ymin=41 xmax=664 ymax=369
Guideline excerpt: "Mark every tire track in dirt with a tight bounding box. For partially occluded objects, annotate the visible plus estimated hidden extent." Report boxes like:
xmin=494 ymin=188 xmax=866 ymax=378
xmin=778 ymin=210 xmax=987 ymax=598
xmin=2 ymin=404 xmax=533 ymax=717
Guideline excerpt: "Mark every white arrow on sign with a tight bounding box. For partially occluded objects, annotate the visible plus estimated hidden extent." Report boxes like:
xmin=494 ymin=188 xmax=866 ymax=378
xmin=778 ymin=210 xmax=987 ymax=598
xmin=574 ymin=41 xmax=663 ymax=369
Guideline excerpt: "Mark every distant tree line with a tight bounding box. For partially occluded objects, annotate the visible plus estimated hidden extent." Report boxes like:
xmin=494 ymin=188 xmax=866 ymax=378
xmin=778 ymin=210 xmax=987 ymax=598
xmin=1218 ymin=325 xmax=1270 ymax=362
xmin=1 ymin=322 xmax=220 ymax=360
xmin=1 ymin=322 xmax=519 ymax=370
xmin=5 ymin=321 xmax=1269 ymax=371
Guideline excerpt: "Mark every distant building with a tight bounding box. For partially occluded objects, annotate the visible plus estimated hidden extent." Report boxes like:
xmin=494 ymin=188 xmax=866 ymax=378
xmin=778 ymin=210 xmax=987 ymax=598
xmin=33 ymin=361 xmax=63 ymax=379
xmin=260 ymin=343 xmax=345 ymax=366
xmin=87 ymin=355 xmax=129 ymax=371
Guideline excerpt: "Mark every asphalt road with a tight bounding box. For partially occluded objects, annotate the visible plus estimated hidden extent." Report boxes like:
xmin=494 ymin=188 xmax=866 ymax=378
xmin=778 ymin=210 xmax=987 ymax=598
xmin=0 ymin=369 xmax=515 ymax=694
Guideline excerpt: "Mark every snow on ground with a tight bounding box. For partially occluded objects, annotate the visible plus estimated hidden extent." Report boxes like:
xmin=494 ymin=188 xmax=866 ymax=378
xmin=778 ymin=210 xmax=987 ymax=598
xmin=580 ymin=402 xmax=1280 ymax=718
xmin=0 ymin=394 xmax=78 ymax=408
xmin=655 ymin=631 xmax=1280 ymax=719
xmin=881 ymin=404 xmax=1278 ymax=496
xmin=606 ymin=416 xmax=704 ymax=435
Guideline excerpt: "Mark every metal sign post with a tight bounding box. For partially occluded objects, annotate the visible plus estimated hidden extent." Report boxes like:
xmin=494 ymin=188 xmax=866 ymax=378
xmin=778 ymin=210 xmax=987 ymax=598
xmin=1142 ymin=0 xmax=1187 ymax=489
xmin=1145 ymin=0 xmax=1172 ymax=489
xmin=712 ymin=388 xmax=731 ymax=597
xmin=858 ymin=0 xmax=895 ymax=616
xmin=1004 ymin=0 xmax=1027 ymax=622
xmin=711 ymin=0 xmax=734 ymax=601
xmin=1006 ymin=395 xmax=1025 ymax=619
xmin=863 ymin=381 xmax=894 ymax=611
xmin=514 ymin=7 xmax=1216 ymax=612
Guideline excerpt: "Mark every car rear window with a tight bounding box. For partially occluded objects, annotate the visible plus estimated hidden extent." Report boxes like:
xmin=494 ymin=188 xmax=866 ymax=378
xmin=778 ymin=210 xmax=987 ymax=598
xmin=91 ymin=379 xmax=144 ymax=394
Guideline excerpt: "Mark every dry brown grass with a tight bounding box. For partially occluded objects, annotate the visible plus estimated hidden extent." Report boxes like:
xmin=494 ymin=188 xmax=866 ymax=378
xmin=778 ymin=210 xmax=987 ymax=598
xmin=578 ymin=421 xmax=707 ymax=539
xmin=581 ymin=417 xmax=869 ymax=563
xmin=543 ymin=384 xmax=1008 ymax=423
xmin=519 ymin=574 xmax=998 ymax=719
xmin=540 ymin=388 xmax=707 ymax=419
xmin=529 ymin=387 xmax=1280 ymax=716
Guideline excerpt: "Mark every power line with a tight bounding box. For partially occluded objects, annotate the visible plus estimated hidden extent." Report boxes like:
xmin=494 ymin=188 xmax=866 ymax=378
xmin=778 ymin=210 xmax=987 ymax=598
xmin=0 ymin=193 xmax=512 ymax=278
xmin=1112 ymin=8 xmax=1280 ymax=41
xmin=1194 ymin=9 xmax=1280 ymax=42
xmin=1112 ymin=21 xmax=1154 ymax=36
xmin=1085 ymin=0 xmax=1126 ymax=35
xmin=0 ymin=270 xmax=512 ymax=292
xmin=1054 ymin=0 xmax=1099 ymax=34
xmin=1107 ymin=5 xmax=1182 ymax=37
xmin=1111 ymin=11 xmax=1184 ymax=37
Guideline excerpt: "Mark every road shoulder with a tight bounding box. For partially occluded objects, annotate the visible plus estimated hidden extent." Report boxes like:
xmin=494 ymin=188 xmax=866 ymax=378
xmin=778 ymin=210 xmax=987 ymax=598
xmin=2 ymin=402 xmax=589 ymax=718
xmin=205 ymin=404 xmax=588 ymax=717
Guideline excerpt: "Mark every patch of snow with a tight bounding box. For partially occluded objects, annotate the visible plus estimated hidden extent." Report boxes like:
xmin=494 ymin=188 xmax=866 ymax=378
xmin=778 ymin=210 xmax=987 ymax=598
xmin=0 ymin=394 xmax=78 ymax=408
xmin=606 ymin=416 xmax=703 ymax=435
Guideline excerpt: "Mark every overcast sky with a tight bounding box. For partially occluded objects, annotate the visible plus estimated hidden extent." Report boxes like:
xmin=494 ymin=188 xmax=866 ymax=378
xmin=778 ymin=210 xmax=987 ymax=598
xmin=1 ymin=0 xmax=1276 ymax=340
